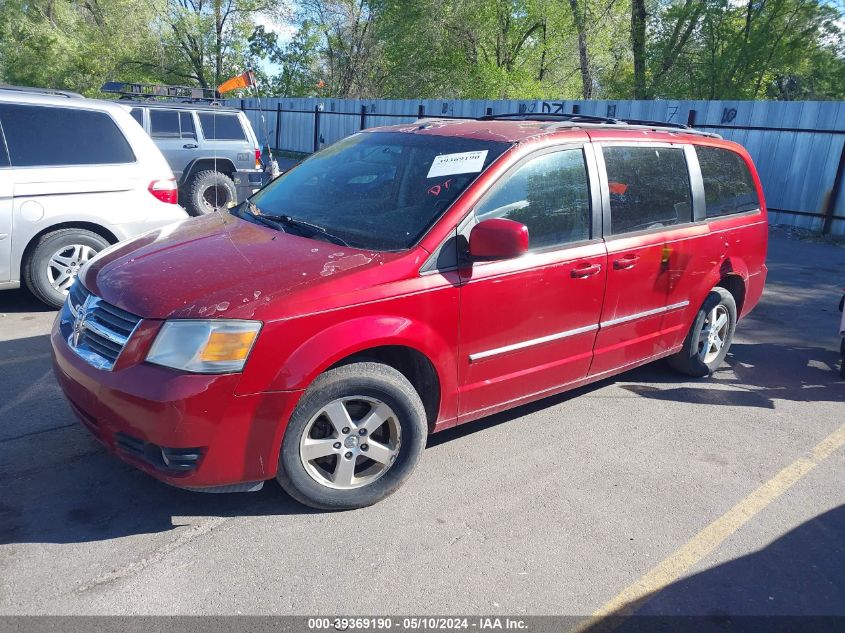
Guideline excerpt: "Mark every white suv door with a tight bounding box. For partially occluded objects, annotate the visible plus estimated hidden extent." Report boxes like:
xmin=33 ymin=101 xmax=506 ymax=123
xmin=0 ymin=168 xmax=11 ymax=285
xmin=0 ymin=131 xmax=11 ymax=284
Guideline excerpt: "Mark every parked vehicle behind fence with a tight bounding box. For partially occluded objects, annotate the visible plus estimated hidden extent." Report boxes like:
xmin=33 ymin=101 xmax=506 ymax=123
xmin=0 ymin=85 xmax=188 ymax=308
xmin=51 ymin=113 xmax=768 ymax=509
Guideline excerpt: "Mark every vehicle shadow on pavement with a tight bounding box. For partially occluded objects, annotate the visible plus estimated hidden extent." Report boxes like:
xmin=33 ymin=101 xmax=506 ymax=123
xmin=0 ymin=334 xmax=317 ymax=547
xmin=618 ymin=343 xmax=845 ymax=410
xmin=0 ymin=437 xmax=316 ymax=546
xmin=430 ymin=341 xmax=845 ymax=449
xmin=582 ymin=504 xmax=845 ymax=630
xmin=0 ymin=288 xmax=55 ymax=315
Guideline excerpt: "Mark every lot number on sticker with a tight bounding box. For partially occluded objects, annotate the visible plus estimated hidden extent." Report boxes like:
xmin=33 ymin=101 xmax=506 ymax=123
xmin=427 ymin=150 xmax=488 ymax=178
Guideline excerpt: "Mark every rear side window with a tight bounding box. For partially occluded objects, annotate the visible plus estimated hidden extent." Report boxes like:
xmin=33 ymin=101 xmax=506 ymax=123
xmin=603 ymin=146 xmax=692 ymax=234
xmin=198 ymin=113 xmax=246 ymax=140
xmin=0 ymin=123 xmax=9 ymax=167
xmin=150 ymin=109 xmax=180 ymax=138
xmin=476 ymin=149 xmax=591 ymax=250
xmin=697 ymin=146 xmax=760 ymax=217
xmin=180 ymin=112 xmax=196 ymax=139
xmin=0 ymin=104 xmax=135 ymax=167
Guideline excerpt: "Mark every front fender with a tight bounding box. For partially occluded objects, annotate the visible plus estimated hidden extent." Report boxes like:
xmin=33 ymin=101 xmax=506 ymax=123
xmin=238 ymin=309 xmax=459 ymax=422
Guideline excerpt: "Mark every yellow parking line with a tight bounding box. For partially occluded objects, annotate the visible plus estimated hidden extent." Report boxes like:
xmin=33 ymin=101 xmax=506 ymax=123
xmin=577 ymin=421 xmax=845 ymax=632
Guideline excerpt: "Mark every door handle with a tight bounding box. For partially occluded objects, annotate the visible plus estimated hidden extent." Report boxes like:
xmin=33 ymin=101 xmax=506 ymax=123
xmin=613 ymin=255 xmax=641 ymax=270
xmin=183 ymin=143 xmax=199 ymax=149
xmin=571 ymin=263 xmax=602 ymax=278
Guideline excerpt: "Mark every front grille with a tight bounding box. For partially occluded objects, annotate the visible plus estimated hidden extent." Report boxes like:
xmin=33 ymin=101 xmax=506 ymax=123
xmin=62 ymin=282 xmax=142 ymax=370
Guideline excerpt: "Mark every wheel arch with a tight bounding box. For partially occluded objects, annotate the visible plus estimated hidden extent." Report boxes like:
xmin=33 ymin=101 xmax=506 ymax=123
xmin=20 ymin=221 xmax=118 ymax=274
xmin=328 ymin=345 xmax=441 ymax=429
xmin=716 ymin=273 xmax=746 ymax=316
xmin=253 ymin=315 xmax=455 ymax=429
xmin=181 ymin=157 xmax=237 ymax=184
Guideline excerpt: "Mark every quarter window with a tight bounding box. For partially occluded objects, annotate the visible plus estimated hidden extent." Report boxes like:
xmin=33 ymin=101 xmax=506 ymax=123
xmin=602 ymin=146 xmax=692 ymax=234
xmin=475 ymin=149 xmax=591 ymax=250
xmin=0 ymin=104 xmax=135 ymax=166
xmin=198 ymin=113 xmax=246 ymax=140
xmin=697 ymin=146 xmax=760 ymax=217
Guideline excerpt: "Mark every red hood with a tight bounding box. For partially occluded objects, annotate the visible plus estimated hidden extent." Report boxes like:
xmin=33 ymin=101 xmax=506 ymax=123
xmin=82 ymin=214 xmax=405 ymax=320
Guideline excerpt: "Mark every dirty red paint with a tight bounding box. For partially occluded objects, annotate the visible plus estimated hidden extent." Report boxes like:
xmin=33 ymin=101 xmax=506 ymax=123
xmin=51 ymin=120 xmax=769 ymax=491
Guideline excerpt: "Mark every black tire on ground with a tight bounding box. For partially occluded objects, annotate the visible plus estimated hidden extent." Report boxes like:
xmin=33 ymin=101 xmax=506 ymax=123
xmin=276 ymin=362 xmax=428 ymax=511
xmin=840 ymin=338 xmax=845 ymax=380
xmin=184 ymin=170 xmax=237 ymax=216
xmin=668 ymin=287 xmax=738 ymax=377
xmin=24 ymin=229 xmax=109 ymax=309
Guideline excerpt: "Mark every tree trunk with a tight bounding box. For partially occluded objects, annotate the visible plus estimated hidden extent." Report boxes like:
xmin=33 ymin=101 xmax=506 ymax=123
xmin=214 ymin=0 xmax=223 ymax=88
xmin=568 ymin=0 xmax=592 ymax=98
xmin=631 ymin=0 xmax=647 ymax=99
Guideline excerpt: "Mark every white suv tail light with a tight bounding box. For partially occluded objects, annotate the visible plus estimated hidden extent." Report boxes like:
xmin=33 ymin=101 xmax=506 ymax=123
xmin=148 ymin=178 xmax=178 ymax=204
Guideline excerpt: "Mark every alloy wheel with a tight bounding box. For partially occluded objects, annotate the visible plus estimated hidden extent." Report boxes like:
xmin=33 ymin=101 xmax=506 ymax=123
xmin=698 ymin=304 xmax=729 ymax=364
xmin=47 ymin=244 xmax=97 ymax=294
xmin=299 ymin=396 xmax=401 ymax=490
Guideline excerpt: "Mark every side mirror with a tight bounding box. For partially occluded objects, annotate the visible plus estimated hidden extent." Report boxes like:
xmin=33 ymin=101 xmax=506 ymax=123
xmin=469 ymin=218 xmax=529 ymax=261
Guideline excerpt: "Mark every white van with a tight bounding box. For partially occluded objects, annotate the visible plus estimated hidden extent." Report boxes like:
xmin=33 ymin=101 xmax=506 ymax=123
xmin=0 ymin=86 xmax=189 ymax=307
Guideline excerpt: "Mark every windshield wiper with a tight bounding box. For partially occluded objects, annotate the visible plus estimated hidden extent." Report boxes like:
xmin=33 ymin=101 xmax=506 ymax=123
xmin=231 ymin=200 xmax=283 ymax=230
xmin=232 ymin=202 xmax=349 ymax=247
xmin=258 ymin=214 xmax=350 ymax=247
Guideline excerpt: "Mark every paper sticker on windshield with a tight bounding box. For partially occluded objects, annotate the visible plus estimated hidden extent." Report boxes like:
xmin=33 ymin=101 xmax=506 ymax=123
xmin=427 ymin=150 xmax=488 ymax=178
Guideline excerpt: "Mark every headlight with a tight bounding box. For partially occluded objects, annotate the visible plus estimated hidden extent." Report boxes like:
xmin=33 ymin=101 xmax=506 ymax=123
xmin=146 ymin=320 xmax=262 ymax=373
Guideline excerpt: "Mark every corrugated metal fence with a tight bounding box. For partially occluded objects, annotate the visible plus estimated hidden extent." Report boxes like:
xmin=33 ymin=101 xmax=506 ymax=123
xmin=229 ymin=97 xmax=845 ymax=236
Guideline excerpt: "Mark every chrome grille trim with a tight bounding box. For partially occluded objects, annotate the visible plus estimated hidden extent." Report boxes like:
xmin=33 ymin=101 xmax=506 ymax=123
xmin=61 ymin=282 xmax=142 ymax=371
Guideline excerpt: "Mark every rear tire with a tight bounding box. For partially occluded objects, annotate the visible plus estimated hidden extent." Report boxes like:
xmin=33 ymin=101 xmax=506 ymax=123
xmin=24 ymin=229 xmax=108 ymax=309
xmin=840 ymin=339 xmax=845 ymax=380
xmin=668 ymin=287 xmax=737 ymax=377
xmin=276 ymin=362 xmax=427 ymax=510
xmin=185 ymin=170 xmax=237 ymax=216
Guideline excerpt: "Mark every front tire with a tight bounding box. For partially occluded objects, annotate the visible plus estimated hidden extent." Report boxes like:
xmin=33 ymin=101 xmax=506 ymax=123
xmin=24 ymin=229 xmax=108 ymax=309
xmin=185 ymin=170 xmax=237 ymax=216
xmin=276 ymin=362 xmax=427 ymax=510
xmin=668 ymin=287 xmax=737 ymax=377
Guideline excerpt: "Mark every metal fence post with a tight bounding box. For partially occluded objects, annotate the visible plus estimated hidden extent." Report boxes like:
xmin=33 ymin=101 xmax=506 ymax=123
xmin=275 ymin=102 xmax=282 ymax=151
xmin=572 ymin=104 xmax=581 ymax=114
xmin=313 ymin=104 xmax=322 ymax=153
xmin=687 ymin=109 xmax=697 ymax=127
xmin=360 ymin=105 xmax=367 ymax=130
xmin=822 ymin=140 xmax=845 ymax=235
xmin=417 ymin=104 xmax=425 ymax=119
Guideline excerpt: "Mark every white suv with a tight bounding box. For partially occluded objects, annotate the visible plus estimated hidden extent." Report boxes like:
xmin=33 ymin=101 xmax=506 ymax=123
xmin=0 ymin=86 xmax=189 ymax=307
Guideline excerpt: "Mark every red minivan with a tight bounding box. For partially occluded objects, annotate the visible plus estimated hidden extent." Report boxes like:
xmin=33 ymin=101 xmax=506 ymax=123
xmin=51 ymin=114 xmax=768 ymax=509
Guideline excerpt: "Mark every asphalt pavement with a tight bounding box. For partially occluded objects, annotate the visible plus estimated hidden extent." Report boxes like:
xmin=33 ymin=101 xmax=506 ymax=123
xmin=0 ymin=229 xmax=843 ymax=621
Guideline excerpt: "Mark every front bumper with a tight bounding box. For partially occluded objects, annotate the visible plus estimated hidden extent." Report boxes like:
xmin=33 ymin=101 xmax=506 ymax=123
xmin=50 ymin=315 xmax=302 ymax=490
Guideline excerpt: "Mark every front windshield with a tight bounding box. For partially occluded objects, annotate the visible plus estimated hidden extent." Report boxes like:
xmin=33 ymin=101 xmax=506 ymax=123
xmin=248 ymin=131 xmax=511 ymax=251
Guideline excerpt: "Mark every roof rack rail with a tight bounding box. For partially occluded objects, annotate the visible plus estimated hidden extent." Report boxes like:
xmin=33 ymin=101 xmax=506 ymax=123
xmin=477 ymin=111 xmax=719 ymax=138
xmin=622 ymin=118 xmax=691 ymax=131
xmin=101 ymin=81 xmax=222 ymax=104
xmin=479 ymin=112 xmax=619 ymax=125
xmin=0 ymin=84 xmax=83 ymax=99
